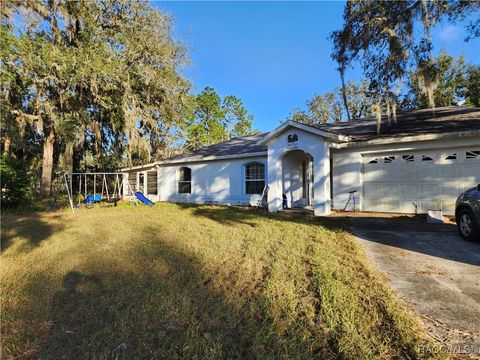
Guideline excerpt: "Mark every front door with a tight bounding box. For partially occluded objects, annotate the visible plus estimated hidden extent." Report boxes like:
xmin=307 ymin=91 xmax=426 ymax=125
xmin=302 ymin=157 xmax=314 ymax=206
xmin=306 ymin=157 xmax=313 ymax=206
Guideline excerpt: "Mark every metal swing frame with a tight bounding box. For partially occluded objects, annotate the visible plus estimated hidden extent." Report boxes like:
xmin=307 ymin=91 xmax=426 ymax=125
xmin=63 ymin=172 xmax=136 ymax=214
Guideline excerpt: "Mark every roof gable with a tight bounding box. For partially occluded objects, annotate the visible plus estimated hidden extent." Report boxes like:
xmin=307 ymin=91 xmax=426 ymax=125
xmin=257 ymin=120 xmax=349 ymax=146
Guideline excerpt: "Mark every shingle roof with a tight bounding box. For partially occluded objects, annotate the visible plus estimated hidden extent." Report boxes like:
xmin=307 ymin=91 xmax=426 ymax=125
xmin=312 ymin=106 xmax=480 ymax=142
xmin=163 ymin=133 xmax=268 ymax=162
xmin=166 ymin=107 xmax=480 ymax=162
xmin=123 ymin=106 xmax=479 ymax=170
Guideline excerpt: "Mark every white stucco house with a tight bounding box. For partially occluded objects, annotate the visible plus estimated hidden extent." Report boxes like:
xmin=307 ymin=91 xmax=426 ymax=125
xmin=121 ymin=107 xmax=480 ymax=215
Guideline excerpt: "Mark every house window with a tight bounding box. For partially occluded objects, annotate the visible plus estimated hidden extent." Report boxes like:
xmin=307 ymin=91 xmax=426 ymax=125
xmin=368 ymin=158 xmax=378 ymax=164
xmin=147 ymin=171 xmax=158 ymax=195
xmin=422 ymin=155 xmax=434 ymax=162
xmin=445 ymin=153 xmax=457 ymax=160
xmin=466 ymin=150 xmax=480 ymax=159
xmin=245 ymin=162 xmax=265 ymax=194
xmin=178 ymin=167 xmax=191 ymax=194
xmin=402 ymin=154 xmax=414 ymax=163
xmin=129 ymin=172 xmax=137 ymax=191
xmin=138 ymin=173 xmax=145 ymax=192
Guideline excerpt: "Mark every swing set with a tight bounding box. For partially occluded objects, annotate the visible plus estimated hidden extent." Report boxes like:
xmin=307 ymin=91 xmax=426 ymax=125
xmin=63 ymin=172 xmax=137 ymax=214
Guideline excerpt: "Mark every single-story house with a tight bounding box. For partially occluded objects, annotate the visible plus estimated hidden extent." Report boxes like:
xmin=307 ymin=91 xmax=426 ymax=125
xmin=121 ymin=106 xmax=480 ymax=215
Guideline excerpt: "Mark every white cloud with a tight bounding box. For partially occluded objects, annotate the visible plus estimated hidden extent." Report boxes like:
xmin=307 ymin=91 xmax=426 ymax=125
xmin=437 ymin=25 xmax=462 ymax=42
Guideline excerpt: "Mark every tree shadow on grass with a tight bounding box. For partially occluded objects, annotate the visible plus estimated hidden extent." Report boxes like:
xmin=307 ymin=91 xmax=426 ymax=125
xmin=173 ymin=203 xmax=262 ymax=227
xmin=174 ymin=202 xmax=348 ymax=232
xmin=1 ymin=214 xmax=65 ymax=253
xmin=36 ymin=226 xmax=325 ymax=359
xmin=4 ymin=207 xmax=432 ymax=359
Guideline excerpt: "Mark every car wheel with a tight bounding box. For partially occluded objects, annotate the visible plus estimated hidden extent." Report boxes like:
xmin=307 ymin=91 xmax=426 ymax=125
xmin=456 ymin=208 xmax=479 ymax=241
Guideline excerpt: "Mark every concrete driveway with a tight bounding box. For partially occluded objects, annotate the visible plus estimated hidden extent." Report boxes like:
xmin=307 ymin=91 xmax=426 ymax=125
xmin=350 ymin=216 xmax=480 ymax=358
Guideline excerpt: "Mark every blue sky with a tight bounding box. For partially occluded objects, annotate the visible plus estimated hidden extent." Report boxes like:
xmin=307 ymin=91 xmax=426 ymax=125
xmin=159 ymin=1 xmax=480 ymax=132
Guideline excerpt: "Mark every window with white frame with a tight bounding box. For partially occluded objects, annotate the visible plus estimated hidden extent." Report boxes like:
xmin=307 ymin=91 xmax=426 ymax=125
xmin=178 ymin=167 xmax=191 ymax=194
xmin=245 ymin=162 xmax=265 ymax=195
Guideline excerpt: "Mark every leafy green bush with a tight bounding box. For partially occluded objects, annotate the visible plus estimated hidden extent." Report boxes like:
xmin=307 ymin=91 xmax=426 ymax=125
xmin=0 ymin=156 xmax=35 ymax=209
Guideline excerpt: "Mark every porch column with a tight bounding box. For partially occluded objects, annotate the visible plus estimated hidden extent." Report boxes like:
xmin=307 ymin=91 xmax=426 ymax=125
xmin=312 ymin=141 xmax=331 ymax=216
xmin=267 ymin=146 xmax=282 ymax=212
xmin=157 ymin=167 xmax=162 ymax=200
xmin=143 ymin=172 xmax=147 ymax=194
xmin=122 ymin=173 xmax=128 ymax=196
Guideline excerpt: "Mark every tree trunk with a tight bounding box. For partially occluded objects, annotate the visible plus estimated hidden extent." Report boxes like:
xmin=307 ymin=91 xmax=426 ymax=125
xmin=385 ymin=95 xmax=391 ymax=125
xmin=372 ymin=101 xmax=382 ymax=134
xmin=40 ymin=128 xmax=55 ymax=197
xmin=63 ymin=141 xmax=74 ymax=174
xmin=127 ymin=144 xmax=132 ymax=167
xmin=2 ymin=136 xmax=11 ymax=156
xmin=339 ymin=68 xmax=351 ymax=121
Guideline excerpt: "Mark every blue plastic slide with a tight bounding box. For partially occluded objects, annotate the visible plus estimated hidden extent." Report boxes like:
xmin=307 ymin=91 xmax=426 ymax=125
xmin=135 ymin=191 xmax=154 ymax=206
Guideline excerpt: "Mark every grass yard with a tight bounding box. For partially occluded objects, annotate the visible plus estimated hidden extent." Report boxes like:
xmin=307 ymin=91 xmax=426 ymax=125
xmin=1 ymin=203 xmax=445 ymax=359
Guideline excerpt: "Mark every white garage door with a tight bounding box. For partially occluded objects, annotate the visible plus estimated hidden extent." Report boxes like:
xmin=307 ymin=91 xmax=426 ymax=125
xmin=363 ymin=148 xmax=480 ymax=214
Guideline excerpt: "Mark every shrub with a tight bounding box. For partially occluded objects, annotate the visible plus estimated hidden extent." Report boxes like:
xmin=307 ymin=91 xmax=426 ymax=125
xmin=0 ymin=156 xmax=35 ymax=209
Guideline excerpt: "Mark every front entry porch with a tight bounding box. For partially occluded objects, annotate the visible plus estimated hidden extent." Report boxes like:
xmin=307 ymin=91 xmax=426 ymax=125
xmin=281 ymin=149 xmax=313 ymax=209
xmin=262 ymin=125 xmax=332 ymax=216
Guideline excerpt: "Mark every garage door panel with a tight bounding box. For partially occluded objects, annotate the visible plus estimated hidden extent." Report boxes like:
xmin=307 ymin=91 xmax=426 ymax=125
xmin=380 ymin=168 xmax=396 ymax=181
xmin=364 ymin=168 xmax=383 ymax=182
xmin=440 ymin=184 xmax=463 ymax=197
xmin=364 ymin=183 xmax=392 ymax=197
xmin=364 ymin=198 xmax=403 ymax=212
xmin=464 ymin=165 xmax=480 ymax=180
xmin=420 ymin=184 xmax=437 ymax=197
xmin=382 ymin=199 xmax=402 ymax=212
xmin=440 ymin=165 xmax=463 ymax=178
xmin=418 ymin=168 xmax=442 ymax=181
xmin=399 ymin=184 xmax=418 ymax=197
xmin=362 ymin=147 xmax=480 ymax=215
xmin=401 ymin=168 xmax=418 ymax=180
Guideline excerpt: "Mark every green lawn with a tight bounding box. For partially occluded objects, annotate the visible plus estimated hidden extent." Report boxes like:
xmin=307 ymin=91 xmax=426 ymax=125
xmin=1 ymin=203 xmax=445 ymax=359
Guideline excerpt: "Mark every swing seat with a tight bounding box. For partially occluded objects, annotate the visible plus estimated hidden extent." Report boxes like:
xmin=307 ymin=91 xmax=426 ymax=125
xmin=104 ymin=197 xmax=121 ymax=206
xmin=85 ymin=194 xmax=102 ymax=204
xmin=105 ymin=196 xmax=121 ymax=203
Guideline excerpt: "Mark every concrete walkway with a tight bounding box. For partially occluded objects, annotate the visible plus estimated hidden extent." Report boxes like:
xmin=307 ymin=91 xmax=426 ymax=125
xmin=350 ymin=216 xmax=480 ymax=358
